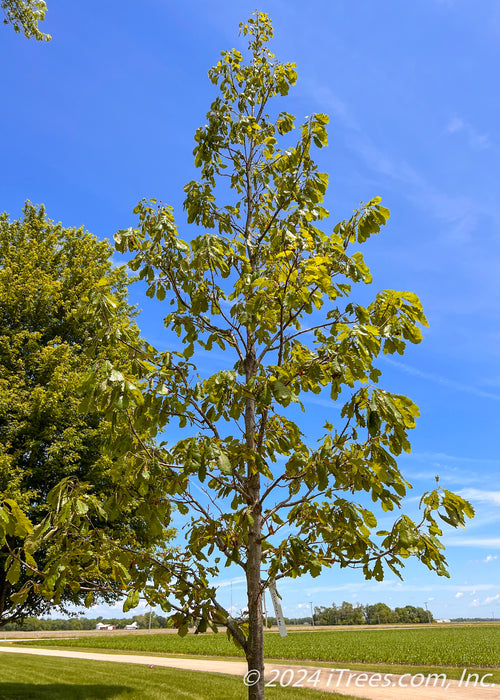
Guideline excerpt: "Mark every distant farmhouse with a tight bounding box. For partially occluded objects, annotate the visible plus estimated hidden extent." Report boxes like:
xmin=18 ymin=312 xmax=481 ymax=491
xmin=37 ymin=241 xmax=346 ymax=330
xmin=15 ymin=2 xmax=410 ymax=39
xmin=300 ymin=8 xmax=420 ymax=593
xmin=95 ymin=623 xmax=116 ymax=630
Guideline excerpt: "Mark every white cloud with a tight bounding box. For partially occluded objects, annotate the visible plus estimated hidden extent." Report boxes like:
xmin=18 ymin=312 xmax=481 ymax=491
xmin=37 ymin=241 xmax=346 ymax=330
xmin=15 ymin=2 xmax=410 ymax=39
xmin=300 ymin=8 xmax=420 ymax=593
xmin=446 ymin=538 xmax=500 ymax=548
xmin=459 ymin=490 xmax=500 ymax=506
xmin=453 ymin=585 xmax=497 ymax=593
xmin=414 ymin=452 xmax=500 ymax=466
xmin=455 ymin=592 xmax=464 ymax=598
xmin=468 ymin=593 xmax=500 ymax=608
xmin=446 ymin=116 xmax=491 ymax=150
xmin=446 ymin=117 xmax=465 ymax=134
xmin=302 ymin=395 xmax=342 ymax=410
xmin=215 ymin=576 xmax=247 ymax=589
xmin=470 ymin=554 xmax=500 ymax=564
xmin=311 ymin=85 xmax=486 ymax=243
xmin=484 ymin=594 xmax=500 ymax=605
xmin=470 ymin=132 xmax=491 ymax=150
xmin=90 ymin=601 xmax=150 ymax=615
xmin=308 ymin=85 xmax=500 ymax=273
xmin=305 ymin=582 xmax=499 ymax=595
xmin=404 ymin=455 xmax=500 ymax=493
xmin=384 ymin=357 xmax=500 ymax=402
xmin=403 ymin=469 xmax=481 ymax=487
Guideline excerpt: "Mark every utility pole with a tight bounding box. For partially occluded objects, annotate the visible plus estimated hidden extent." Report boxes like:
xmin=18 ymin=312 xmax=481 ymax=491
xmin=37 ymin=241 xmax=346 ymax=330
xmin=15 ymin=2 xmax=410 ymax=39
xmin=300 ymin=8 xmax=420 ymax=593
xmin=424 ymin=602 xmax=431 ymax=624
xmin=310 ymin=601 xmax=315 ymax=628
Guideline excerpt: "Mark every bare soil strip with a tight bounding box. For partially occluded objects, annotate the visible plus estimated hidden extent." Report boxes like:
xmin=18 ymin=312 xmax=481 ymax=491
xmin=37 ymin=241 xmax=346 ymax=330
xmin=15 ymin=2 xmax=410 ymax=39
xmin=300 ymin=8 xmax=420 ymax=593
xmin=0 ymin=645 xmax=499 ymax=699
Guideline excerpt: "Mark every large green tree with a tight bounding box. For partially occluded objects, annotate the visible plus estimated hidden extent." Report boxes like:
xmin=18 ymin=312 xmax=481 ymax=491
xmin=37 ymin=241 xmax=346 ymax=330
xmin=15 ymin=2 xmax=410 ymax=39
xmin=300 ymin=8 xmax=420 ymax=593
xmin=82 ymin=13 xmax=473 ymax=699
xmin=365 ymin=602 xmax=397 ymax=625
xmin=1 ymin=0 xmax=50 ymax=40
xmin=0 ymin=202 xmax=176 ymax=625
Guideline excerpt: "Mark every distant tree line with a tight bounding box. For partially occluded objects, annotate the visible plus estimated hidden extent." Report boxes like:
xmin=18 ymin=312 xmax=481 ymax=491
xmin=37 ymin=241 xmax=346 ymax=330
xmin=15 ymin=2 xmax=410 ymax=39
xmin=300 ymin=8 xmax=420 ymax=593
xmin=1 ymin=613 xmax=173 ymax=631
xmin=450 ymin=617 xmax=497 ymax=623
xmin=313 ymin=601 xmax=433 ymax=625
xmin=3 ymin=601 xmax=436 ymax=632
xmin=267 ymin=601 xmax=434 ymax=626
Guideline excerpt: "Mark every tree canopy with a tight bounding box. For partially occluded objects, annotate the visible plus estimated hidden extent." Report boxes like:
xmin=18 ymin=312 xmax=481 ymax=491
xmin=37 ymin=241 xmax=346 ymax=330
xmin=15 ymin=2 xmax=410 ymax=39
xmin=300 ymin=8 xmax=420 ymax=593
xmin=0 ymin=202 xmax=176 ymax=626
xmin=1 ymin=0 xmax=50 ymax=40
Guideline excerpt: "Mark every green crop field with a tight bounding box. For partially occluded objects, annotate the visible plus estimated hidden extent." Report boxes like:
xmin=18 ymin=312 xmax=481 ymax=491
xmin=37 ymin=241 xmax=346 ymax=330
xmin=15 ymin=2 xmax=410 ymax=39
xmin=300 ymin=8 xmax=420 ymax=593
xmin=17 ymin=625 xmax=500 ymax=669
xmin=0 ymin=653 xmax=354 ymax=699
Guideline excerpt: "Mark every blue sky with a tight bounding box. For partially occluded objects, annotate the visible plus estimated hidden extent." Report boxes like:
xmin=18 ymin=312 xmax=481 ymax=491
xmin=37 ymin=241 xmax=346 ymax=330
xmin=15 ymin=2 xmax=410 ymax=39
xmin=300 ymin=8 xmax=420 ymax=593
xmin=2 ymin=0 xmax=500 ymax=621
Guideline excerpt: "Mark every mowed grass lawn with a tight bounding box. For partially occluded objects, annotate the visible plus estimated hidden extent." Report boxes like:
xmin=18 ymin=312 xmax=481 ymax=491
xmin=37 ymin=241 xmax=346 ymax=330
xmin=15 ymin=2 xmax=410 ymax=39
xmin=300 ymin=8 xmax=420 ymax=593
xmin=20 ymin=625 xmax=500 ymax=668
xmin=0 ymin=654 xmax=356 ymax=699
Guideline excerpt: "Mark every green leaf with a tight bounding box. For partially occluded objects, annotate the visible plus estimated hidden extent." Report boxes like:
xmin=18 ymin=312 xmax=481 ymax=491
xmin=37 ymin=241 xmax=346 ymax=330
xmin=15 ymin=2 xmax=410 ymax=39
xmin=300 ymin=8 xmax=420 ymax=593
xmin=178 ymin=622 xmax=190 ymax=638
xmin=75 ymin=500 xmax=89 ymax=516
xmin=123 ymin=589 xmax=140 ymax=613
xmin=272 ymin=380 xmax=292 ymax=405
xmin=6 ymin=558 xmax=21 ymax=585
xmin=218 ymin=453 xmax=232 ymax=475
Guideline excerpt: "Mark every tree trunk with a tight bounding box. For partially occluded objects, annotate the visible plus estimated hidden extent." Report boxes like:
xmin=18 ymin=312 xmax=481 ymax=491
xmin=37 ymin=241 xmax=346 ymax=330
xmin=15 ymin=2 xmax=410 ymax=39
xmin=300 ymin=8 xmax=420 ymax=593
xmin=245 ymin=477 xmax=264 ymax=699
xmin=244 ymin=328 xmax=265 ymax=698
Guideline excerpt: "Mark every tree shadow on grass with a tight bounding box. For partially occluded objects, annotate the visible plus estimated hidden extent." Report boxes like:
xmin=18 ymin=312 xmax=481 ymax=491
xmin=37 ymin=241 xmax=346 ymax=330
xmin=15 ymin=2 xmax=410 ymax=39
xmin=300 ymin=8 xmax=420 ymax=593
xmin=0 ymin=683 xmax=134 ymax=699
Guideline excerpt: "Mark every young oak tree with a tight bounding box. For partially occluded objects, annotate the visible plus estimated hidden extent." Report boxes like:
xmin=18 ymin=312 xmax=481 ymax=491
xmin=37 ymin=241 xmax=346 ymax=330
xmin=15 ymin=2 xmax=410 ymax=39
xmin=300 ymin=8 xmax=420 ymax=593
xmin=86 ymin=12 xmax=473 ymax=699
